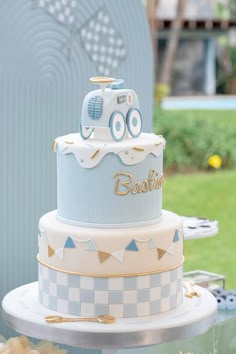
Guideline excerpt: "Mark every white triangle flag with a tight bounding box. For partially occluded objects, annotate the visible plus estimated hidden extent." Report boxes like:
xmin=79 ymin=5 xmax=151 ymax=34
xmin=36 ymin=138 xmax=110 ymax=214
xmin=166 ymin=243 xmax=175 ymax=255
xmin=148 ymin=238 xmax=157 ymax=250
xmin=86 ymin=239 xmax=97 ymax=251
xmin=112 ymin=249 xmax=125 ymax=263
xmin=55 ymin=248 xmax=64 ymax=260
xmin=41 ymin=230 xmax=48 ymax=245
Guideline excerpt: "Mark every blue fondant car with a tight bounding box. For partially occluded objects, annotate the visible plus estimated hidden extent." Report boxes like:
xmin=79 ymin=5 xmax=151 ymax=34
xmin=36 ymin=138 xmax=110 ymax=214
xmin=80 ymin=77 xmax=142 ymax=141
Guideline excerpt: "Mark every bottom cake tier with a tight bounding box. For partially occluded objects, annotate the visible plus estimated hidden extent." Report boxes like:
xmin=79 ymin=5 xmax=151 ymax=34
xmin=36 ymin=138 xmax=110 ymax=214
xmin=38 ymin=262 xmax=183 ymax=318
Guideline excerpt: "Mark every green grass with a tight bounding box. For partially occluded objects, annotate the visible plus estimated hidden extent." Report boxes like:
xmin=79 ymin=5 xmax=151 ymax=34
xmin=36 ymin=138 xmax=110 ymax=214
xmin=163 ymin=169 xmax=236 ymax=288
xmin=153 ymin=108 xmax=236 ymax=171
xmin=153 ymin=108 xmax=236 ymax=129
xmin=153 ymin=109 xmax=236 ymax=285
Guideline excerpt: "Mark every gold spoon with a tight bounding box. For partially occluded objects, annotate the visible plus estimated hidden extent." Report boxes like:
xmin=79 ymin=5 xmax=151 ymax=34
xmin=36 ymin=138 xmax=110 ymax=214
xmin=183 ymin=281 xmax=201 ymax=298
xmin=45 ymin=314 xmax=115 ymax=324
xmin=187 ymin=280 xmax=201 ymax=297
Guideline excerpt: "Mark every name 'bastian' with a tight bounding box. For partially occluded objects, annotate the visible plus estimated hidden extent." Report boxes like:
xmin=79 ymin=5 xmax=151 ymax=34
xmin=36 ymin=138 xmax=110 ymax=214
xmin=113 ymin=169 xmax=164 ymax=196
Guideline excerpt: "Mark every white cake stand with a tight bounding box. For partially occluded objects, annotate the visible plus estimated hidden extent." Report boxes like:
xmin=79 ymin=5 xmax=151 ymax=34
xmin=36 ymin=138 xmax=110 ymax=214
xmin=2 ymin=282 xmax=217 ymax=353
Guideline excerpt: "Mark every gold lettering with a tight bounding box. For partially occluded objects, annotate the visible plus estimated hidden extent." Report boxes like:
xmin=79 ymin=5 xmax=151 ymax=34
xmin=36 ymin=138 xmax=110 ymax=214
xmin=141 ymin=179 xmax=149 ymax=192
xmin=155 ymin=175 xmax=164 ymax=189
xmin=131 ymin=181 xmax=141 ymax=194
xmin=160 ymin=175 xmax=164 ymax=186
xmin=148 ymin=169 xmax=156 ymax=190
xmin=113 ymin=169 xmax=164 ymax=196
xmin=113 ymin=172 xmax=132 ymax=196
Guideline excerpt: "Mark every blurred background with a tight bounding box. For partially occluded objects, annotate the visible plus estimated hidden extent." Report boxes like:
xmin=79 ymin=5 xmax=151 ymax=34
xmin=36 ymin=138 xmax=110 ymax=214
xmin=146 ymin=0 xmax=236 ymax=291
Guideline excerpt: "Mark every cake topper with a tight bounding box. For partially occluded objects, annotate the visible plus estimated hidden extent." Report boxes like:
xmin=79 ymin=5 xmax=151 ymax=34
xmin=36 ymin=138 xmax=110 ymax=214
xmin=80 ymin=76 xmax=142 ymax=142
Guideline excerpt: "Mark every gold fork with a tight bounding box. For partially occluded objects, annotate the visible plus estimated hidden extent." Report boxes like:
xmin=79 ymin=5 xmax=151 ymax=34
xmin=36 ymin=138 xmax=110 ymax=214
xmin=45 ymin=314 xmax=115 ymax=324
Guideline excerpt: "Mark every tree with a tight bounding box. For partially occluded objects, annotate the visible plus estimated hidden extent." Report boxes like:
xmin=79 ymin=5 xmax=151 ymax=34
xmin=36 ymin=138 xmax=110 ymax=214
xmin=145 ymin=0 xmax=159 ymax=84
xmin=159 ymin=0 xmax=187 ymax=89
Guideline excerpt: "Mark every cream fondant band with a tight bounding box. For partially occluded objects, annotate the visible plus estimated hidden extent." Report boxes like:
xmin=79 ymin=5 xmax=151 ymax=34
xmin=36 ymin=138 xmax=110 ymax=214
xmin=56 ymin=213 xmax=163 ymax=229
xmin=37 ymin=255 xmax=185 ymax=278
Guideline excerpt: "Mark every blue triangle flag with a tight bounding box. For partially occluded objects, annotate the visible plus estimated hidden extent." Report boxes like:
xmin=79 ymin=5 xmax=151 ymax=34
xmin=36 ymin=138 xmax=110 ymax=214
xmin=64 ymin=236 xmax=76 ymax=248
xmin=86 ymin=239 xmax=97 ymax=251
xmin=173 ymin=229 xmax=179 ymax=243
xmin=125 ymin=240 xmax=139 ymax=251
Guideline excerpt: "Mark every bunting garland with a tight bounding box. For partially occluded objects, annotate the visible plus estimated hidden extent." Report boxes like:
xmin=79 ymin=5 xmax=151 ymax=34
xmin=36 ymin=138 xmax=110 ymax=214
xmin=125 ymin=240 xmax=139 ymax=251
xmin=98 ymin=251 xmax=111 ymax=263
xmin=48 ymin=245 xmax=55 ymax=257
xmin=157 ymin=248 xmax=166 ymax=260
xmin=112 ymin=249 xmax=125 ymax=263
xmin=73 ymin=238 xmax=92 ymax=243
xmin=135 ymin=238 xmax=151 ymax=243
xmin=40 ymin=228 xmax=180 ymax=264
xmin=166 ymin=243 xmax=175 ymax=256
xmin=41 ymin=230 xmax=48 ymax=245
xmin=173 ymin=229 xmax=179 ymax=243
xmin=86 ymin=239 xmax=97 ymax=251
xmin=64 ymin=236 xmax=76 ymax=248
xmin=148 ymin=238 xmax=157 ymax=250
xmin=55 ymin=248 xmax=64 ymax=260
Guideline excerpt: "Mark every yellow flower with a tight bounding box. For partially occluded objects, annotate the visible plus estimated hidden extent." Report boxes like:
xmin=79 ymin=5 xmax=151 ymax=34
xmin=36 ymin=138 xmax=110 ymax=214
xmin=208 ymin=154 xmax=222 ymax=169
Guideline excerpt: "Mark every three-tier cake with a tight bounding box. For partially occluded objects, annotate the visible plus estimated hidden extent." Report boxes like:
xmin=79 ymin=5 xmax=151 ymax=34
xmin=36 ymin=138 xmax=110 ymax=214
xmin=37 ymin=77 xmax=184 ymax=318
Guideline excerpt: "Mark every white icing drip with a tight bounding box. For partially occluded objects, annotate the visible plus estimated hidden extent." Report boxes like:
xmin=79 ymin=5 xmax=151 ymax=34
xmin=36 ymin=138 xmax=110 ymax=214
xmin=55 ymin=133 xmax=166 ymax=168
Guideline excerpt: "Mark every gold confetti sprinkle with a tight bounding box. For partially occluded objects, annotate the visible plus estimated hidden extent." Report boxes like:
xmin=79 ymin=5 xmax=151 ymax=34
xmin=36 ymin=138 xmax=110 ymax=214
xmin=65 ymin=141 xmax=74 ymax=144
xmin=90 ymin=148 xmax=100 ymax=159
xmin=155 ymin=142 xmax=162 ymax=146
xmin=51 ymin=139 xmax=57 ymax=151
xmin=133 ymin=146 xmax=144 ymax=152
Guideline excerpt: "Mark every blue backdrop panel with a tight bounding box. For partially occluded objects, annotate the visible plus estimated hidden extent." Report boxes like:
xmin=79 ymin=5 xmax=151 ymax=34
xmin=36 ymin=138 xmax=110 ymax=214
xmin=0 ymin=0 xmax=153 ymax=351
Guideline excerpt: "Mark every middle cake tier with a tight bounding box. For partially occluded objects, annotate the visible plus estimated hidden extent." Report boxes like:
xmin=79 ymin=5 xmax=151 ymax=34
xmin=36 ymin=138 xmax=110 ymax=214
xmin=38 ymin=210 xmax=183 ymax=276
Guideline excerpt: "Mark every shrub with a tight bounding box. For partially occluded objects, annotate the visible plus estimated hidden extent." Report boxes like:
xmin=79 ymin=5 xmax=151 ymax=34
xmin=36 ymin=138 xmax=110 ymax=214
xmin=153 ymin=108 xmax=236 ymax=172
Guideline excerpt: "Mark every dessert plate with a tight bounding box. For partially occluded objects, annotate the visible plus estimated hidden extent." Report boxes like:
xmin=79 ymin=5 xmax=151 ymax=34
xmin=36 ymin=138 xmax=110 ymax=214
xmin=182 ymin=216 xmax=218 ymax=239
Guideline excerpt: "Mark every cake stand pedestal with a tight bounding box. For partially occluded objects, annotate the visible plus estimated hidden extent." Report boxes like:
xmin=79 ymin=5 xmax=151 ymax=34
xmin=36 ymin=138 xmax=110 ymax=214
xmin=2 ymin=282 xmax=217 ymax=352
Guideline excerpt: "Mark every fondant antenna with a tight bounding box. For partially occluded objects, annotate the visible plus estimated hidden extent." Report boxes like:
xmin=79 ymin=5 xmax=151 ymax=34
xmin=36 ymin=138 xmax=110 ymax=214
xmin=89 ymin=76 xmax=115 ymax=91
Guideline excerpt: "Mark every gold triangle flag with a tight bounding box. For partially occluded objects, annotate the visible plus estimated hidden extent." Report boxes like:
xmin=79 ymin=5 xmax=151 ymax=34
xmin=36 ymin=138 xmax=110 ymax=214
xmin=98 ymin=251 xmax=111 ymax=263
xmin=157 ymin=248 xmax=166 ymax=260
xmin=48 ymin=245 xmax=55 ymax=257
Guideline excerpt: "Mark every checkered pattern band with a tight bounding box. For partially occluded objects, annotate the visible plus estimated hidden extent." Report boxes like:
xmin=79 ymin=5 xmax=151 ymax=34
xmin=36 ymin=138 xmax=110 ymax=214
xmin=38 ymin=263 xmax=183 ymax=318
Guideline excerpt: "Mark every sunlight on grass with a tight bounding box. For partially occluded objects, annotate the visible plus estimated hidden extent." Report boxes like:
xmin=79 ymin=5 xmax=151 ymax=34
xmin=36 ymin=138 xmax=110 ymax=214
xmin=163 ymin=170 xmax=236 ymax=288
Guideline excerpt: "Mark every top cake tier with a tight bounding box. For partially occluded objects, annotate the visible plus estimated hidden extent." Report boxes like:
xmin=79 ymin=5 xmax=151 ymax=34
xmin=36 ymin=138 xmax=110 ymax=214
xmin=53 ymin=77 xmax=165 ymax=227
xmin=54 ymin=132 xmax=165 ymax=227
